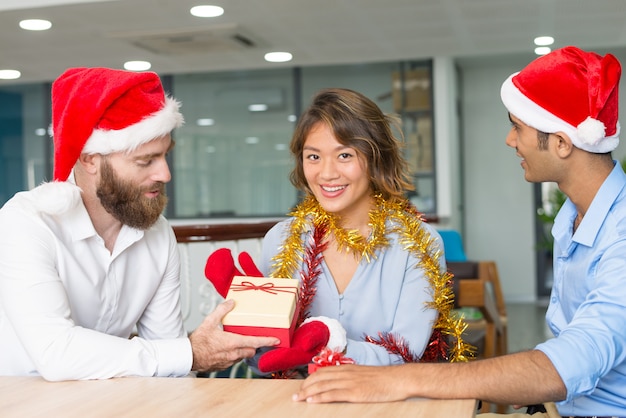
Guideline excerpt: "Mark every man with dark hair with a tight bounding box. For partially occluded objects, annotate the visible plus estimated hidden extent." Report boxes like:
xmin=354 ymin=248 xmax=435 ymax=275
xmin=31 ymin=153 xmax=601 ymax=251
xmin=294 ymin=46 xmax=626 ymax=418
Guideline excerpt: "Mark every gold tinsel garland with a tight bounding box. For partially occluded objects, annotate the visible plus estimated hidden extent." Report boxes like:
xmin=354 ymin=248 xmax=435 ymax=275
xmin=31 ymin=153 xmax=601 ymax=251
xmin=269 ymin=194 xmax=474 ymax=363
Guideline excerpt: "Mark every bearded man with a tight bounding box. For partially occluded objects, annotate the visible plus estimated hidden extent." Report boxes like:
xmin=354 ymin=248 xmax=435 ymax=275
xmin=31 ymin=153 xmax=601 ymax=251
xmin=0 ymin=67 xmax=278 ymax=380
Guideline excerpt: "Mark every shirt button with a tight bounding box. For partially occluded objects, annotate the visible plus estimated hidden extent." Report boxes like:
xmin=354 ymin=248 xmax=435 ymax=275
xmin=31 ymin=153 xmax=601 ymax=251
xmin=551 ymin=297 xmax=557 ymax=303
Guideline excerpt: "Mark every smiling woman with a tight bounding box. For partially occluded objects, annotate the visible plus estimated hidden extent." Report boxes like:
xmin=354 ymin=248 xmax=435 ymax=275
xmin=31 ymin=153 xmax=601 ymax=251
xmin=237 ymin=87 xmax=470 ymax=378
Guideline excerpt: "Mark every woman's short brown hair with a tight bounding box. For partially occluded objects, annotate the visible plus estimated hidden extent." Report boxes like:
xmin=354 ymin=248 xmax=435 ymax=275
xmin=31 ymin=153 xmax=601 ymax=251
xmin=289 ymin=88 xmax=413 ymax=200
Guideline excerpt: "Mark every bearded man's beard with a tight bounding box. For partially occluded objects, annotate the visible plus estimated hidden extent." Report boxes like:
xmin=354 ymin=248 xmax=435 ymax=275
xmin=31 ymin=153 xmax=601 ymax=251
xmin=96 ymin=160 xmax=168 ymax=230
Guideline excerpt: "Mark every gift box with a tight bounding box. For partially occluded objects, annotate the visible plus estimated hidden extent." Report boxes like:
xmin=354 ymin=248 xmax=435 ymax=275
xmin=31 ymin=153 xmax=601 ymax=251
xmin=222 ymin=276 xmax=300 ymax=348
xmin=307 ymin=363 xmax=322 ymax=374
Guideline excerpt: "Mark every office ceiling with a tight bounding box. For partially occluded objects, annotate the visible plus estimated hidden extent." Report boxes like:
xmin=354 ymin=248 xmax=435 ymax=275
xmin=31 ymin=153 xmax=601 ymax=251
xmin=2 ymin=0 xmax=626 ymax=85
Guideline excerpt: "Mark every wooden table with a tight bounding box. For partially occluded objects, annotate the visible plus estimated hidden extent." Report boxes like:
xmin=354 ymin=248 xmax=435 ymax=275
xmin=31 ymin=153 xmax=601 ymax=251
xmin=0 ymin=376 xmax=477 ymax=417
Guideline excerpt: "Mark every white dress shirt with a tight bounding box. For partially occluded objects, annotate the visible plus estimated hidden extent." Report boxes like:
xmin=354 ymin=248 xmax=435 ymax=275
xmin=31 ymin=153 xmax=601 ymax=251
xmin=0 ymin=182 xmax=192 ymax=380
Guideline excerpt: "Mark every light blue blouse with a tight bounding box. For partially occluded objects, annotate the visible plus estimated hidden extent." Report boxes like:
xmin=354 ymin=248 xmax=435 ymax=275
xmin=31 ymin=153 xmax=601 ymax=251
xmin=536 ymin=161 xmax=626 ymax=416
xmin=259 ymin=217 xmax=442 ymax=366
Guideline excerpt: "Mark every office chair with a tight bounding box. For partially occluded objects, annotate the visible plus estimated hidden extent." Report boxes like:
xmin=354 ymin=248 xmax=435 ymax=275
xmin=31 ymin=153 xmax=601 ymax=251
xmin=437 ymin=229 xmax=468 ymax=262
xmin=439 ymin=229 xmax=508 ymax=413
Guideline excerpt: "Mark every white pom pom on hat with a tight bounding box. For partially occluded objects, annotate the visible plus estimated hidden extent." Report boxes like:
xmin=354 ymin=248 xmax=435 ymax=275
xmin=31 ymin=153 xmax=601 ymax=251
xmin=51 ymin=67 xmax=184 ymax=181
xmin=28 ymin=181 xmax=83 ymax=214
xmin=500 ymin=46 xmax=621 ymax=153
xmin=303 ymin=316 xmax=347 ymax=352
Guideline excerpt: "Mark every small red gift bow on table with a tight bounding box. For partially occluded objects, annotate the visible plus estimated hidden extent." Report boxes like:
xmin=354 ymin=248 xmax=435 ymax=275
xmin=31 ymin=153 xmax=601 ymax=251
xmin=311 ymin=347 xmax=355 ymax=367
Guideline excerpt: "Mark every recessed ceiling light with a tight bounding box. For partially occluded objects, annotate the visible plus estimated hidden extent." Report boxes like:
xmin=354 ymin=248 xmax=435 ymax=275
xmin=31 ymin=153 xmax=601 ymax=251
xmin=124 ymin=61 xmax=151 ymax=71
xmin=534 ymin=36 xmax=554 ymax=46
xmin=264 ymin=52 xmax=293 ymax=63
xmin=534 ymin=47 xmax=552 ymax=56
xmin=245 ymin=137 xmax=260 ymax=144
xmin=190 ymin=5 xmax=224 ymax=17
xmin=274 ymin=144 xmax=288 ymax=151
xmin=0 ymin=69 xmax=21 ymax=80
xmin=35 ymin=128 xmax=47 ymax=136
xmin=287 ymin=114 xmax=297 ymax=122
xmin=248 ymin=104 xmax=268 ymax=112
xmin=196 ymin=118 xmax=215 ymax=126
xmin=19 ymin=19 xmax=52 ymax=31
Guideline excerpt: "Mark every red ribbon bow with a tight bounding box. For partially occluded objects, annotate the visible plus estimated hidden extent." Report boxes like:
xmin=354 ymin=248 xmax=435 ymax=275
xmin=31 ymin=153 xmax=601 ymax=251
xmin=312 ymin=347 xmax=355 ymax=367
xmin=231 ymin=281 xmax=298 ymax=296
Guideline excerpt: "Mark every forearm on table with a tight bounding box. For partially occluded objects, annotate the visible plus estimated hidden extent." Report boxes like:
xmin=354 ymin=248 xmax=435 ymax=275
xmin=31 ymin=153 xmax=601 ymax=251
xmin=397 ymin=350 xmax=566 ymax=405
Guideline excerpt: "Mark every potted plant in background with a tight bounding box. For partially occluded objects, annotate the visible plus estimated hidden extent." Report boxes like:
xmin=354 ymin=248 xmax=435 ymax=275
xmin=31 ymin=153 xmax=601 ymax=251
xmin=536 ymin=187 xmax=567 ymax=252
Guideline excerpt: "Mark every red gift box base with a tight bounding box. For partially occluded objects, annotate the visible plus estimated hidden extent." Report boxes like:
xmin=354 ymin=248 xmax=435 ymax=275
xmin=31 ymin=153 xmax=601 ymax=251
xmin=223 ymin=323 xmax=296 ymax=348
xmin=307 ymin=363 xmax=320 ymax=374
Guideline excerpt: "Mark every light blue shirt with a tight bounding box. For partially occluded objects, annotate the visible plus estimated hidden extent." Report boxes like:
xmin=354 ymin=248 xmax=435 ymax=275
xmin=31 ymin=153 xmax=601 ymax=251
xmin=259 ymin=217 xmax=441 ymax=366
xmin=536 ymin=161 xmax=626 ymax=416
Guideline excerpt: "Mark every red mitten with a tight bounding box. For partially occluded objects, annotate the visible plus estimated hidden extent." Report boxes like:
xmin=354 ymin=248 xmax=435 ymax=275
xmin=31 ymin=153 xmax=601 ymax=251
xmin=258 ymin=320 xmax=330 ymax=373
xmin=204 ymin=248 xmax=263 ymax=298
xmin=204 ymin=248 xmax=236 ymax=298
xmin=238 ymin=251 xmax=263 ymax=277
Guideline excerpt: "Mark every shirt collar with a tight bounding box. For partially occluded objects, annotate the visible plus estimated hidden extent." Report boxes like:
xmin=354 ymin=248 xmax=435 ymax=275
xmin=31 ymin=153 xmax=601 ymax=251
xmin=62 ymin=172 xmax=97 ymax=242
xmin=553 ymin=161 xmax=626 ymax=249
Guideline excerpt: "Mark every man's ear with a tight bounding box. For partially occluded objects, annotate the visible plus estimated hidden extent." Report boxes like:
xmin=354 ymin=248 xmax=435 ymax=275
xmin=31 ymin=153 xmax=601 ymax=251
xmin=553 ymin=131 xmax=574 ymax=158
xmin=77 ymin=153 xmax=100 ymax=175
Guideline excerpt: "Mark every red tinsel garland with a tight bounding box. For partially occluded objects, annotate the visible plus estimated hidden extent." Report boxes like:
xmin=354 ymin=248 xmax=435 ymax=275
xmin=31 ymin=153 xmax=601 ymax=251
xmin=364 ymin=332 xmax=419 ymax=363
xmin=365 ymin=329 xmax=449 ymax=363
xmin=296 ymin=222 xmax=328 ymax=326
xmin=270 ymin=223 xmax=328 ymax=380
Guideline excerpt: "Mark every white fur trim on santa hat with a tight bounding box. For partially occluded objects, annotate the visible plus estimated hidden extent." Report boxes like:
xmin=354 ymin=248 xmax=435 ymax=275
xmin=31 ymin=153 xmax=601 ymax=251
xmin=82 ymin=96 xmax=183 ymax=155
xmin=303 ymin=316 xmax=347 ymax=352
xmin=501 ymin=73 xmax=620 ymax=153
xmin=577 ymin=116 xmax=607 ymax=145
xmin=27 ymin=181 xmax=83 ymax=215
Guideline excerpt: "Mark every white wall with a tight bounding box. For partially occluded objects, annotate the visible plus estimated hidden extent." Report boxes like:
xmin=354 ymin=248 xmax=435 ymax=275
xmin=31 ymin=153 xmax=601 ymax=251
xmin=459 ymin=54 xmax=537 ymax=302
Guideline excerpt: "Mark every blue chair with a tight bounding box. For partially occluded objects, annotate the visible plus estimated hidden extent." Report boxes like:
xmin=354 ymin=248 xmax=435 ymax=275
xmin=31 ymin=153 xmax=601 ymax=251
xmin=438 ymin=229 xmax=508 ymax=413
xmin=437 ymin=229 xmax=467 ymax=262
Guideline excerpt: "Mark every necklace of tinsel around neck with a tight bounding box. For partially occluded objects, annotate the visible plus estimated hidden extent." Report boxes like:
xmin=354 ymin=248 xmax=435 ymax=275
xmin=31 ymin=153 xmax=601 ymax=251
xmin=298 ymin=193 xmax=395 ymax=262
xmin=269 ymin=193 xmax=422 ymax=282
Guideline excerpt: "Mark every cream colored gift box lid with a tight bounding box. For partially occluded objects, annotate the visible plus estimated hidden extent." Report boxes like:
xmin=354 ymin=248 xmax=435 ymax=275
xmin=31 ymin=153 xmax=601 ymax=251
xmin=222 ymin=276 xmax=300 ymax=328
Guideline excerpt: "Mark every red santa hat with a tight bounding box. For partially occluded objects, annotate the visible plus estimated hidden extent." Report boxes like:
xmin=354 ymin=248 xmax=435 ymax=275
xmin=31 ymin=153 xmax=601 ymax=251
xmin=51 ymin=67 xmax=184 ymax=181
xmin=501 ymin=46 xmax=621 ymax=153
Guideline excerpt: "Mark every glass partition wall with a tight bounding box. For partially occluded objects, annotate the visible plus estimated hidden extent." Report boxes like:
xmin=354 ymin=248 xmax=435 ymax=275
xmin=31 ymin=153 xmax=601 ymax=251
xmin=0 ymin=59 xmax=436 ymax=219
xmin=172 ymin=68 xmax=297 ymax=217
xmin=0 ymin=83 xmax=51 ymax=206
